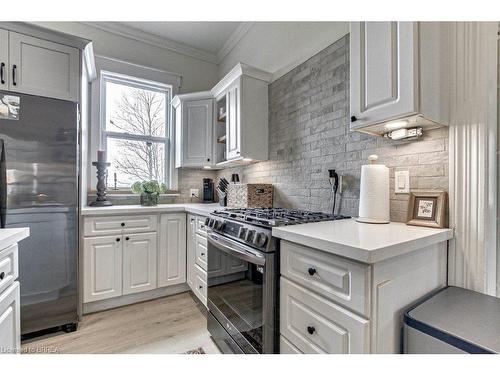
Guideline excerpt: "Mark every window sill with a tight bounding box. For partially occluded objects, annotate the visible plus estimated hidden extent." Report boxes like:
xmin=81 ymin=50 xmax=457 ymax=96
xmin=88 ymin=190 xmax=181 ymax=197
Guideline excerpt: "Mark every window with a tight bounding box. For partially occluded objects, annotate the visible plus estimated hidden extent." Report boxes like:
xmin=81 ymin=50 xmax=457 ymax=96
xmin=101 ymin=71 xmax=172 ymax=189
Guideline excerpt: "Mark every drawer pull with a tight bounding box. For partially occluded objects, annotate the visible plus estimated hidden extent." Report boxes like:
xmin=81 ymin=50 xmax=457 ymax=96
xmin=307 ymin=267 xmax=317 ymax=276
xmin=0 ymin=272 xmax=5 ymax=280
xmin=307 ymin=326 xmax=316 ymax=335
xmin=121 ymin=222 xmax=125 ymax=227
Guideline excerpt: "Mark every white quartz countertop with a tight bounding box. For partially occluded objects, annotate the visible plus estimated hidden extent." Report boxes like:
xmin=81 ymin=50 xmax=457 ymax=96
xmin=0 ymin=227 xmax=30 ymax=251
xmin=272 ymin=219 xmax=453 ymax=264
xmin=81 ymin=203 xmax=220 ymax=217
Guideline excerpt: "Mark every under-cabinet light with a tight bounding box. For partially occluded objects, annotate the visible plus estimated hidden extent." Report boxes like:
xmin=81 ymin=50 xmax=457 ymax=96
xmin=384 ymin=127 xmax=423 ymax=141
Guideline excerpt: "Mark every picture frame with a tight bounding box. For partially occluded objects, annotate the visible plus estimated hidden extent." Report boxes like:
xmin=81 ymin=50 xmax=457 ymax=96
xmin=407 ymin=191 xmax=448 ymax=228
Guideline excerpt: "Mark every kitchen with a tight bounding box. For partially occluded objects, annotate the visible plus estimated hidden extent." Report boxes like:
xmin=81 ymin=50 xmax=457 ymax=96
xmin=1 ymin=2 xmax=500 ymax=371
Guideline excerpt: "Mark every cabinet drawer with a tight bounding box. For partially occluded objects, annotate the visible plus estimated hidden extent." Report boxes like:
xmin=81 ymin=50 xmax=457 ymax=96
xmin=84 ymin=215 xmax=158 ymax=236
xmin=195 ymin=234 xmax=208 ymax=271
xmin=195 ymin=216 xmax=208 ymax=237
xmin=0 ymin=245 xmax=18 ymax=295
xmin=193 ymin=264 xmax=207 ymax=306
xmin=280 ymin=335 xmax=302 ymax=354
xmin=0 ymin=281 xmax=20 ymax=354
xmin=280 ymin=278 xmax=370 ymax=354
xmin=281 ymin=241 xmax=371 ymax=316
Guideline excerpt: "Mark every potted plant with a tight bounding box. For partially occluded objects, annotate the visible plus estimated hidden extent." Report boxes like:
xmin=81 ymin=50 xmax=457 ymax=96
xmin=131 ymin=180 xmax=167 ymax=206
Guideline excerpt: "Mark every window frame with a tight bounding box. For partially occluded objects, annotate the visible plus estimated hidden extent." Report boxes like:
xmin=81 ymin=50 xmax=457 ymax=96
xmin=99 ymin=70 xmax=172 ymax=190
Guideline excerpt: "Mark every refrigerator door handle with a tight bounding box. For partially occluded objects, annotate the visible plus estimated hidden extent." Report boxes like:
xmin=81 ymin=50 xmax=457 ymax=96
xmin=0 ymin=139 xmax=6 ymax=228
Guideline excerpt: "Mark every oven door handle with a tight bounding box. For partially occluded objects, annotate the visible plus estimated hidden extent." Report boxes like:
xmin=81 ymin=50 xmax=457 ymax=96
xmin=207 ymin=231 xmax=266 ymax=266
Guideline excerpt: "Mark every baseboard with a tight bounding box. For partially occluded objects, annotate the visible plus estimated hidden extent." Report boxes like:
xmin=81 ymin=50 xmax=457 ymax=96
xmin=83 ymin=283 xmax=190 ymax=314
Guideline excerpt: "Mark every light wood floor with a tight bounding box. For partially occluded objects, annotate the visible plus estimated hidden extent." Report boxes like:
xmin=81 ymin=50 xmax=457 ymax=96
xmin=21 ymin=292 xmax=220 ymax=354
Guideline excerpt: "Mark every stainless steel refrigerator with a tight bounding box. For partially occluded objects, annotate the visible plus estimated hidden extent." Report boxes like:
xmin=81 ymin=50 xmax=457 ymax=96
xmin=0 ymin=91 xmax=78 ymax=335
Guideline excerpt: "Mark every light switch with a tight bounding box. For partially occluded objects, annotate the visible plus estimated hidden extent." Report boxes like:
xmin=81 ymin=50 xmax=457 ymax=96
xmin=394 ymin=170 xmax=410 ymax=193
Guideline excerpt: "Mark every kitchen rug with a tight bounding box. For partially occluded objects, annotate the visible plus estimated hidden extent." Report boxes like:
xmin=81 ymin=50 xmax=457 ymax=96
xmin=184 ymin=347 xmax=206 ymax=354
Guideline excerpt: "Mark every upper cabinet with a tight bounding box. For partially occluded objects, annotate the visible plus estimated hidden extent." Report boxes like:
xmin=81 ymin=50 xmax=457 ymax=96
xmin=350 ymin=22 xmax=454 ymax=136
xmin=0 ymin=29 xmax=79 ymax=101
xmin=173 ymin=63 xmax=272 ymax=169
xmin=173 ymin=92 xmax=214 ymax=168
xmin=0 ymin=29 xmax=9 ymax=89
xmin=212 ymin=63 xmax=272 ymax=165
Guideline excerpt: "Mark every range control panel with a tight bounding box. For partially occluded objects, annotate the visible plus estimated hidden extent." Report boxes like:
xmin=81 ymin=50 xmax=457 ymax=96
xmin=205 ymin=216 xmax=274 ymax=252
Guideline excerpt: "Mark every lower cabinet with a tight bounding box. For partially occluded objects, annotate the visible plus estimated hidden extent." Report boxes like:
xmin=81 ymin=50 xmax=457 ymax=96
xmin=158 ymin=213 xmax=186 ymax=287
xmin=83 ymin=235 xmax=123 ymax=302
xmin=122 ymin=233 xmax=157 ymax=295
xmin=83 ymin=213 xmax=187 ymax=305
xmin=0 ymin=282 xmax=20 ymax=354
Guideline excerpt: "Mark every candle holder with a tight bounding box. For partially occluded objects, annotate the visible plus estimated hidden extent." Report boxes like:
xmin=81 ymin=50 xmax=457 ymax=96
xmin=89 ymin=161 xmax=113 ymax=207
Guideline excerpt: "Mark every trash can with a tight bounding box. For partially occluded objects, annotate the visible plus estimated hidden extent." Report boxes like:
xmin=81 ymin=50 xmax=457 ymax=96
xmin=404 ymin=286 xmax=500 ymax=354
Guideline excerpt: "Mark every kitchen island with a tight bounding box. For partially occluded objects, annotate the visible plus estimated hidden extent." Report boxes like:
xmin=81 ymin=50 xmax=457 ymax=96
xmin=273 ymin=219 xmax=453 ymax=354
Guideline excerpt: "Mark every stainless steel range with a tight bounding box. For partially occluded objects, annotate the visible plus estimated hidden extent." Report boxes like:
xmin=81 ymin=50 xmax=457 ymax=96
xmin=205 ymin=208 xmax=349 ymax=354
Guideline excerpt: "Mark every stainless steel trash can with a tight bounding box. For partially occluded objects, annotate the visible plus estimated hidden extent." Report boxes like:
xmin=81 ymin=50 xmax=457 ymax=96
xmin=404 ymin=287 xmax=500 ymax=354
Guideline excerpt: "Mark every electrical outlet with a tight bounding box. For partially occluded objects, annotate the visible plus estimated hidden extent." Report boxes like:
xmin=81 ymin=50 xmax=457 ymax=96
xmin=394 ymin=170 xmax=410 ymax=193
xmin=190 ymin=189 xmax=199 ymax=198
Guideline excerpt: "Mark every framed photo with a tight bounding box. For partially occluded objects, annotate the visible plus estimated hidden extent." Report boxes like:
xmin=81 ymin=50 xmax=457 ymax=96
xmin=407 ymin=191 xmax=447 ymax=228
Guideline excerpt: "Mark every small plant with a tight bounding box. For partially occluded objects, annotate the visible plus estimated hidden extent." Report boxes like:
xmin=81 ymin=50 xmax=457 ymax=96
xmin=131 ymin=180 xmax=167 ymax=206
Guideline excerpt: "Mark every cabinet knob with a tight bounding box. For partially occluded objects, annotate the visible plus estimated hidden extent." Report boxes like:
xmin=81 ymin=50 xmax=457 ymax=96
xmin=207 ymin=158 xmax=210 ymax=162
xmin=0 ymin=271 xmax=5 ymax=280
xmin=201 ymin=253 xmax=205 ymax=257
xmin=198 ymin=285 xmax=203 ymax=289
xmin=307 ymin=326 xmax=316 ymax=335
xmin=350 ymin=115 xmax=358 ymax=123
xmin=116 ymin=238 xmax=120 ymax=242
xmin=125 ymin=237 xmax=130 ymax=241
xmin=308 ymin=267 xmax=317 ymax=276
xmin=121 ymin=223 xmax=125 ymax=227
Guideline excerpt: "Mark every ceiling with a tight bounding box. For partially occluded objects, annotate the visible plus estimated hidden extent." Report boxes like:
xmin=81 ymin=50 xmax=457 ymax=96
xmin=86 ymin=22 xmax=253 ymax=64
xmin=119 ymin=22 xmax=241 ymax=54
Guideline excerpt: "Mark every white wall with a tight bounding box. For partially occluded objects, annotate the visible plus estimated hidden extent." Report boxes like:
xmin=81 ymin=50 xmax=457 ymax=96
xmin=218 ymin=22 xmax=349 ymax=81
xmin=32 ymin=22 xmax=219 ymax=93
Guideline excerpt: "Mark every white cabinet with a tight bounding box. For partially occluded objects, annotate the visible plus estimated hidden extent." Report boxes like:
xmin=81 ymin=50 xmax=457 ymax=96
xmin=7 ymin=31 xmax=79 ymax=101
xmin=225 ymin=80 xmax=240 ymax=160
xmin=83 ymin=235 xmax=123 ymax=302
xmin=212 ymin=63 xmax=272 ymax=165
xmin=186 ymin=215 xmax=196 ymax=289
xmin=172 ymin=92 xmax=215 ymax=168
xmin=158 ymin=213 xmax=186 ymax=287
xmin=350 ymin=22 xmax=454 ymax=135
xmin=0 ymin=282 xmax=20 ymax=354
xmin=0 ymin=29 xmax=9 ymax=89
xmin=123 ymin=233 xmax=157 ymax=295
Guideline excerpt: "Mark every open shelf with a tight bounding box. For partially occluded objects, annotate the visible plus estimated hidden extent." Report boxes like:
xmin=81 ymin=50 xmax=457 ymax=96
xmin=217 ymin=135 xmax=227 ymax=144
xmin=217 ymin=112 xmax=226 ymax=122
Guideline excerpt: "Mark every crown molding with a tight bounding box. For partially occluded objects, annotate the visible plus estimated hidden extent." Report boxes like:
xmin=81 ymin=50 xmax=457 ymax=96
xmin=81 ymin=22 xmax=218 ymax=65
xmin=216 ymin=22 xmax=254 ymax=63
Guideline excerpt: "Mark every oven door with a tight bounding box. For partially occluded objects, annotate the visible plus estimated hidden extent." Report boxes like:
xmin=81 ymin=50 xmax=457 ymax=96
xmin=207 ymin=231 xmax=276 ymax=354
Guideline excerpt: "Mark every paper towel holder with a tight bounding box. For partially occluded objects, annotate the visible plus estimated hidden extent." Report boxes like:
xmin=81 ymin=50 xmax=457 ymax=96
xmin=356 ymin=154 xmax=391 ymax=224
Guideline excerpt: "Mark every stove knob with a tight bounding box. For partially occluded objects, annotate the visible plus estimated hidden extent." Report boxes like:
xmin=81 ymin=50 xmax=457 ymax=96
xmin=204 ymin=217 xmax=210 ymax=226
xmin=253 ymin=232 xmax=268 ymax=247
xmin=215 ymin=220 xmax=224 ymax=230
xmin=238 ymin=227 xmax=247 ymax=239
xmin=245 ymin=229 xmax=255 ymax=243
xmin=208 ymin=218 xmax=215 ymax=228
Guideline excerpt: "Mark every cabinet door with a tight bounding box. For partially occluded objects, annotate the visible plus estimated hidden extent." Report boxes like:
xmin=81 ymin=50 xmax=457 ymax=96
xmin=0 ymin=282 xmax=20 ymax=354
xmin=0 ymin=29 xmax=8 ymax=89
xmin=350 ymin=22 xmax=417 ymax=129
xmin=186 ymin=215 xmax=196 ymax=290
xmin=83 ymin=236 xmax=122 ymax=303
xmin=123 ymin=233 xmax=157 ymax=295
xmin=9 ymin=32 xmax=79 ymax=101
xmin=158 ymin=214 xmax=186 ymax=287
xmin=226 ymin=80 xmax=241 ymax=160
xmin=182 ymin=99 xmax=214 ymax=167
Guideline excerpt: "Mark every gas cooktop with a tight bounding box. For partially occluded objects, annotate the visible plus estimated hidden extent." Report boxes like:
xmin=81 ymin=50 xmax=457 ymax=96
xmin=211 ymin=207 xmax=349 ymax=228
